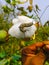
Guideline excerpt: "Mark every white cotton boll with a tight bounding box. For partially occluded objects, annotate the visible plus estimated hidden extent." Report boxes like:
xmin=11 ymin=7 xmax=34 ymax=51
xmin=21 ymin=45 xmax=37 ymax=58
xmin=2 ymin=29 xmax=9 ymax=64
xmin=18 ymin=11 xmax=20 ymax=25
xmin=32 ymin=19 xmax=36 ymax=24
xmin=12 ymin=16 xmax=36 ymax=25
xmin=8 ymin=15 xmax=37 ymax=39
xmin=18 ymin=15 xmax=33 ymax=23
xmin=25 ymin=25 xmax=37 ymax=37
xmin=12 ymin=18 xmax=18 ymax=25
xmin=8 ymin=23 xmax=24 ymax=38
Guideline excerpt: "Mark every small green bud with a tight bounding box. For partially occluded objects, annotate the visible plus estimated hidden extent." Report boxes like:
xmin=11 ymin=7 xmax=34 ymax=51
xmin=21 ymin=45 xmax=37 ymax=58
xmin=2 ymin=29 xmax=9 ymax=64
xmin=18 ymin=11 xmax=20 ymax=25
xmin=0 ymin=30 xmax=7 ymax=41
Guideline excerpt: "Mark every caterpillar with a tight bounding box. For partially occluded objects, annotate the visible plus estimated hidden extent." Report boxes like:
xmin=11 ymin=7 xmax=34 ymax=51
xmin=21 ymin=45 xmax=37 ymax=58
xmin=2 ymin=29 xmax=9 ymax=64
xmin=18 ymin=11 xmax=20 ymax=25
xmin=19 ymin=22 xmax=33 ymax=32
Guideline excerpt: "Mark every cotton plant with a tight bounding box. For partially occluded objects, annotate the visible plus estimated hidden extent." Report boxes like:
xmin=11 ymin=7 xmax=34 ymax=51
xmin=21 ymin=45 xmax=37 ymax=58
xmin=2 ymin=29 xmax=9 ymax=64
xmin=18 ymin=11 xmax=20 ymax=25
xmin=8 ymin=15 xmax=38 ymax=39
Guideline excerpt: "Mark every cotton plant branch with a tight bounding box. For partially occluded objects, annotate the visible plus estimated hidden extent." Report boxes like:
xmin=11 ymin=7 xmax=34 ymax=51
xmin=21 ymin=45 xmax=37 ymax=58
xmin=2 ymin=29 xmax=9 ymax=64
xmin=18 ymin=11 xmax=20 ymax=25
xmin=40 ymin=5 xmax=49 ymax=19
xmin=33 ymin=5 xmax=49 ymax=26
xmin=32 ymin=6 xmax=42 ymax=25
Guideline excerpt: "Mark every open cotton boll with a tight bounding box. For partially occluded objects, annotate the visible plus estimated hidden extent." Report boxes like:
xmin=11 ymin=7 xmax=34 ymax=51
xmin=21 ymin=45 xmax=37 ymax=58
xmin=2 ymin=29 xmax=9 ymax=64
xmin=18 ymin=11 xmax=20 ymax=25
xmin=8 ymin=23 xmax=24 ymax=38
xmin=8 ymin=15 xmax=37 ymax=39
xmin=12 ymin=18 xmax=18 ymax=25
xmin=25 ymin=25 xmax=37 ymax=37
xmin=8 ymin=24 xmax=37 ymax=38
xmin=12 ymin=15 xmax=36 ymax=25
xmin=18 ymin=15 xmax=35 ymax=23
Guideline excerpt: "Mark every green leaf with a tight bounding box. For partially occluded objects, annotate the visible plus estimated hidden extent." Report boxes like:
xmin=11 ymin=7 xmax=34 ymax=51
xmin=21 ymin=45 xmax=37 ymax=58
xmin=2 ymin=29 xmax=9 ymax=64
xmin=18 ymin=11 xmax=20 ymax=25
xmin=11 ymin=0 xmax=20 ymax=5
xmin=21 ymin=10 xmax=27 ymax=16
xmin=5 ymin=0 xmax=11 ymax=3
xmin=12 ymin=54 xmax=21 ymax=61
xmin=17 ymin=7 xmax=24 ymax=11
xmin=2 ymin=6 xmax=13 ymax=13
xmin=0 ymin=52 xmax=6 ymax=58
xmin=0 ymin=59 xmax=8 ymax=65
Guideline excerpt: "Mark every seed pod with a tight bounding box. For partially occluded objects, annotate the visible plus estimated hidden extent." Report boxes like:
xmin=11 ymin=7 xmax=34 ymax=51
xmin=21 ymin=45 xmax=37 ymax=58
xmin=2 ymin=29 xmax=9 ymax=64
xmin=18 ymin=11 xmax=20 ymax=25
xmin=27 ymin=5 xmax=33 ymax=12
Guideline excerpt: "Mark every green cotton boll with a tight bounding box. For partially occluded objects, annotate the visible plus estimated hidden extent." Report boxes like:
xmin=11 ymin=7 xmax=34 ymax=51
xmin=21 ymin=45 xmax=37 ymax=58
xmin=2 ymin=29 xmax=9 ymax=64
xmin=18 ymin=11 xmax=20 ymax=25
xmin=0 ymin=30 xmax=7 ymax=41
xmin=44 ymin=61 xmax=49 ymax=65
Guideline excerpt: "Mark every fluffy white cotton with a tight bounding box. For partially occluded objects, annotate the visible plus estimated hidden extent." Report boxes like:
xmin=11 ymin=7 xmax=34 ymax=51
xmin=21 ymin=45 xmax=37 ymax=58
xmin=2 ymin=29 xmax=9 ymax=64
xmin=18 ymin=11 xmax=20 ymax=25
xmin=12 ymin=18 xmax=18 ymax=25
xmin=8 ymin=15 xmax=37 ymax=38
xmin=8 ymin=23 xmax=24 ymax=38
xmin=17 ymin=16 xmax=33 ymax=23
xmin=25 ymin=25 xmax=37 ymax=37
xmin=12 ymin=15 xmax=36 ymax=24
